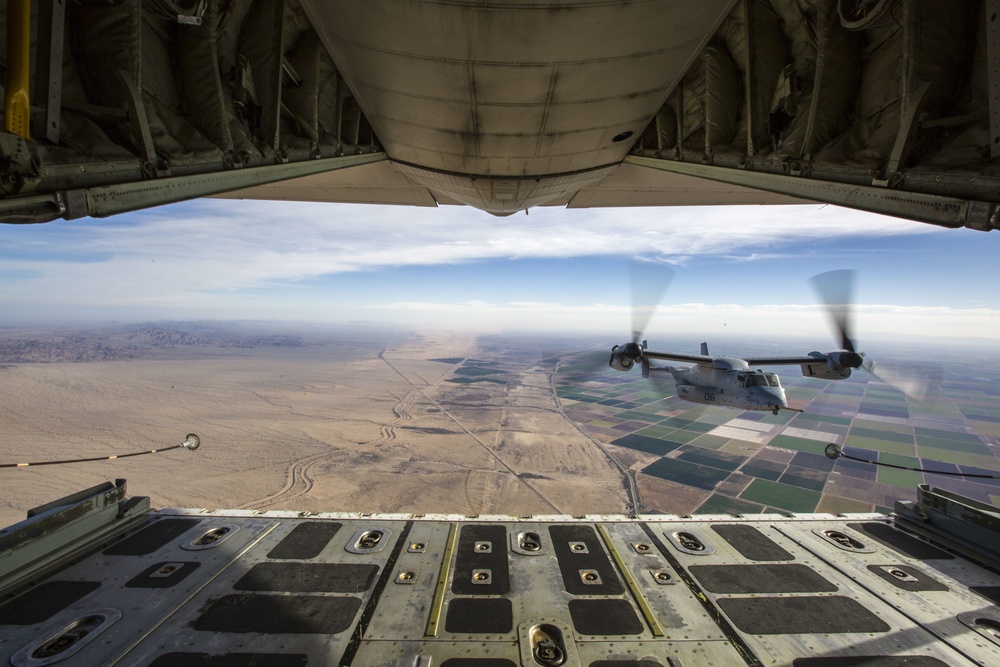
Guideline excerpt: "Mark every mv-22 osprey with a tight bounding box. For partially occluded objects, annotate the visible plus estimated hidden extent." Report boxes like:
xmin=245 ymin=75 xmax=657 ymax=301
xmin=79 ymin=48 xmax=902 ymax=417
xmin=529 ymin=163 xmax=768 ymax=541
xmin=608 ymin=339 xmax=867 ymax=415
xmin=607 ymin=270 xmax=873 ymax=415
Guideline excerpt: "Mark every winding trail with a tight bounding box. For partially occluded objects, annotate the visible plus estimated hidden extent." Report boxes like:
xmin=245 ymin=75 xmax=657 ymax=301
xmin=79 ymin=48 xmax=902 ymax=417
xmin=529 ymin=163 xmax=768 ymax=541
xmin=242 ymin=334 xmax=406 ymax=511
xmin=379 ymin=388 xmax=416 ymax=442
xmin=242 ymin=449 xmax=325 ymax=510
xmin=242 ymin=332 xmax=565 ymax=515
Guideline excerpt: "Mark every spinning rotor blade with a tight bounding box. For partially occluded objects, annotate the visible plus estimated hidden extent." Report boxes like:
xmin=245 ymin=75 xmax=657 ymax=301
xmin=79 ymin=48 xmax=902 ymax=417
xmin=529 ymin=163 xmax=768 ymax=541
xmin=645 ymin=365 xmax=677 ymax=397
xmin=810 ymin=270 xmax=856 ymax=352
xmin=863 ymin=356 xmax=939 ymax=402
xmin=630 ymin=262 xmax=674 ymax=343
xmin=810 ymin=270 xmax=937 ymax=401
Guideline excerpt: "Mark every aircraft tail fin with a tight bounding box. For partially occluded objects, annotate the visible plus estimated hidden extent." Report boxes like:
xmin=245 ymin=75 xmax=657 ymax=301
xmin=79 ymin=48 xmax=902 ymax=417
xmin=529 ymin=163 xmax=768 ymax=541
xmin=700 ymin=342 xmax=709 ymax=355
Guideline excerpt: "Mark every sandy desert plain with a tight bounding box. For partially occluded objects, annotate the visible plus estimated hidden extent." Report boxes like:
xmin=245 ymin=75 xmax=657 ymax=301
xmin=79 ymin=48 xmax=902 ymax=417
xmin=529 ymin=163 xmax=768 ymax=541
xmin=5 ymin=324 xmax=1000 ymax=529
xmin=0 ymin=325 xmax=631 ymax=527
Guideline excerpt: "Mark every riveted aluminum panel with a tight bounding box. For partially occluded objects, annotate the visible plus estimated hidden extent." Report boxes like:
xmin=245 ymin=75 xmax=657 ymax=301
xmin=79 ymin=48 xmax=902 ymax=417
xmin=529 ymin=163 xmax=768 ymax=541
xmin=299 ymin=0 xmax=735 ymax=212
xmin=4 ymin=501 xmax=1000 ymax=666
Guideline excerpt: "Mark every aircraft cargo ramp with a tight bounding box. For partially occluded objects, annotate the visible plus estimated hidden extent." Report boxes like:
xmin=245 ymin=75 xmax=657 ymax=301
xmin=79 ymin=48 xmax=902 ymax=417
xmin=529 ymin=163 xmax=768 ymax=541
xmin=2 ymin=481 xmax=1000 ymax=666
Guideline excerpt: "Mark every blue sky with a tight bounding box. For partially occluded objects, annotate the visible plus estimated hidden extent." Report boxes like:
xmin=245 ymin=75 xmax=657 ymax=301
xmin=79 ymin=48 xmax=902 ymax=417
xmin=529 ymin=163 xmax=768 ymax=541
xmin=0 ymin=199 xmax=997 ymax=343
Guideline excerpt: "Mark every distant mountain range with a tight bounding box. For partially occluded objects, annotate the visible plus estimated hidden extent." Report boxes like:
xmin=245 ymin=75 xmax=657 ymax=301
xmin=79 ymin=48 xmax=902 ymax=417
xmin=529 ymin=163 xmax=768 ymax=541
xmin=0 ymin=323 xmax=303 ymax=362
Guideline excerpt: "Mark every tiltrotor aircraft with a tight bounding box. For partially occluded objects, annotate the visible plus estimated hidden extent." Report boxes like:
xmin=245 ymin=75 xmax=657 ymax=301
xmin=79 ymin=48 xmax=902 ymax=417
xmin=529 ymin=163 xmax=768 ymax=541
xmin=608 ymin=269 xmax=871 ymax=414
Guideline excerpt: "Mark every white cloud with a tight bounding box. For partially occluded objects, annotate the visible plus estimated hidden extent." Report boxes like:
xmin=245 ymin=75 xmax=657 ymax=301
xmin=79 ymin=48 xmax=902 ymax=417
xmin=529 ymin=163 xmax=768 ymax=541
xmin=358 ymin=299 xmax=1000 ymax=341
xmin=16 ymin=201 xmax=927 ymax=291
xmin=0 ymin=200 xmax=966 ymax=336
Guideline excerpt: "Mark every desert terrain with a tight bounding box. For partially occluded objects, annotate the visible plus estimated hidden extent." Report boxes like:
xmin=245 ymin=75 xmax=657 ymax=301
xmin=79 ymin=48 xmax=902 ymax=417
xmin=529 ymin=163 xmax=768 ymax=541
xmin=0 ymin=325 xmax=630 ymax=527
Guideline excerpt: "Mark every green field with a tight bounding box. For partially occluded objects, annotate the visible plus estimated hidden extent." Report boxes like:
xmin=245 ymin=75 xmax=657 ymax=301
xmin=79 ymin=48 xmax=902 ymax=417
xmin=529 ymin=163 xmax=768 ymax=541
xmin=852 ymin=418 xmax=912 ymax=434
xmin=740 ymin=459 xmax=786 ymax=481
xmin=778 ymin=467 xmax=828 ymax=492
xmin=676 ymin=448 xmax=746 ymax=471
xmin=656 ymin=429 xmax=701 ymax=443
xmin=688 ymin=434 xmax=731 ymax=449
xmin=843 ymin=435 xmax=916 ymax=456
xmin=815 ymin=393 xmax=862 ymax=404
xmin=768 ymin=434 xmax=828 ymax=455
xmin=849 ymin=427 xmax=914 ymax=444
xmin=447 ymin=377 xmax=506 ymax=385
xmin=914 ymin=435 xmax=992 ymax=456
xmin=611 ymin=434 xmax=681 ymax=456
xmin=671 ymin=421 xmax=717 ymax=433
xmin=794 ymin=422 xmax=850 ymax=435
xmin=910 ymin=402 xmax=964 ymax=417
xmin=759 ymin=412 xmax=796 ymax=425
xmin=917 ymin=446 xmax=998 ymax=468
xmin=614 ymin=409 xmax=658 ymax=421
xmin=555 ymin=349 xmax=1000 ymax=514
xmin=633 ymin=425 xmax=675 ymax=438
xmin=876 ymin=453 xmax=924 ymax=489
xmin=455 ymin=366 xmax=504 ymax=377
xmin=792 ymin=413 xmax=854 ymax=427
xmin=740 ymin=479 xmax=822 ymax=513
xmin=642 ymin=458 xmax=730 ymax=490
xmin=966 ymin=421 xmax=1000 ymax=438
xmin=866 ymin=389 xmax=908 ymax=401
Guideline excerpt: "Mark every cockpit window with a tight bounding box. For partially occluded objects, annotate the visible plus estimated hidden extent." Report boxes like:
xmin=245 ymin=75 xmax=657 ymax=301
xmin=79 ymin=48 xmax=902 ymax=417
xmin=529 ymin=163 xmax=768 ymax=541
xmin=739 ymin=372 xmax=777 ymax=388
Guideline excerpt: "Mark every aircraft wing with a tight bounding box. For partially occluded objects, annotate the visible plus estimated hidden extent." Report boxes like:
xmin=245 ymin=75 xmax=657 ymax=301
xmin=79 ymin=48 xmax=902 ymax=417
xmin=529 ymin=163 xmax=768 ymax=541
xmin=643 ymin=351 xmax=714 ymax=365
xmin=743 ymin=356 xmax=827 ymax=367
xmin=0 ymin=1 xmax=996 ymax=229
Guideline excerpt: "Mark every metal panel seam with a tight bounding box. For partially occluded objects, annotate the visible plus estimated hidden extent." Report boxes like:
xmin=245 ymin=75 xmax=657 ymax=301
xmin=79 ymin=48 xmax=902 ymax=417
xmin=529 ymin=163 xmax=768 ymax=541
xmin=639 ymin=521 xmax=763 ymax=667
xmin=596 ymin=523 xmax=664 ymax=636
xmin=425 ymin=522 xmax=458 ymax=637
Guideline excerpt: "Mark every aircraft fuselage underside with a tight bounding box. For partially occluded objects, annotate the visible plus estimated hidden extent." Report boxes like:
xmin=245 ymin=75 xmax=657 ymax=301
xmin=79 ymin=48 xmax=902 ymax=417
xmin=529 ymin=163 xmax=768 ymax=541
xmin=0 ymin=0 xmax=996 ymax=229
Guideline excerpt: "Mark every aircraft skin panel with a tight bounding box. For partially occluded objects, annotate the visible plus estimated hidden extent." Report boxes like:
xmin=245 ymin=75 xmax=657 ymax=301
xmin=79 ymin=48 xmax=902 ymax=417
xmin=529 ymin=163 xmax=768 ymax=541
xmin=301 ymin=0 xmax=735 ymax=210
xmin=220 ymin=161 xmax=810 ymax=210
xmin=0 ymin=0 xmax=997 ymax=227
xmin=565 ymin=162 xmax=811 ymax=207
xmin=2 ymin=481 xmax=999 ymax=666
xmin=391 ymin=161 xmax=620 ymax=215
xmin=218 ymin=160 xmax=440 ymax=207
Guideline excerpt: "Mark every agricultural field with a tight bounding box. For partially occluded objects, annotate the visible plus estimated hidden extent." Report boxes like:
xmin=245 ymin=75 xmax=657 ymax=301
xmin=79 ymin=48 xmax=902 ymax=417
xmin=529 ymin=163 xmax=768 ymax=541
xmin=555 ymin=348 xmax=1000 ymax=515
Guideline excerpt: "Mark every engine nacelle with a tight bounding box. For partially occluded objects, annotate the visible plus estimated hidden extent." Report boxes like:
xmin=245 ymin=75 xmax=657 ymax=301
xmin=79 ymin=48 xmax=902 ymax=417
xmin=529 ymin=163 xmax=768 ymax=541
xmin=608 ymin=342 xmax=641 ymax=371
xmin=802 ymin=363 xmax=852 ymax=380
xmin=800 ymin=350 xmax=862 ymax=380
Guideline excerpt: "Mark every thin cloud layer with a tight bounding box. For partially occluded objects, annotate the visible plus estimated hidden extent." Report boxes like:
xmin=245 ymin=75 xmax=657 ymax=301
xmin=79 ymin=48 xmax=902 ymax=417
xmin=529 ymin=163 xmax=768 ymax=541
xmin=374 ymin=299 xmax=1000 ymax=341
xmin=2 ymin=199 xmax=990 ymax=340
xmin=3 ymin=201 xmax=926 ymax=299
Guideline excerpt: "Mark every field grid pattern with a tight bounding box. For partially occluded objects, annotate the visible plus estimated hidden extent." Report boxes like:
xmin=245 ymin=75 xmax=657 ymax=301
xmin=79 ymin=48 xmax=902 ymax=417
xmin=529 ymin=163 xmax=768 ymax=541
xmin=555 ymin=352 xmax=1000 ymax=515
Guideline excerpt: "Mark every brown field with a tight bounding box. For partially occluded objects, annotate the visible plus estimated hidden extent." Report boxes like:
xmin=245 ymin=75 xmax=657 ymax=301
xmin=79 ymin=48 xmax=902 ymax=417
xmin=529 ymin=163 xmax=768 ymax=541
xmin=0 ymin=330 xmax=629 ymax=527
